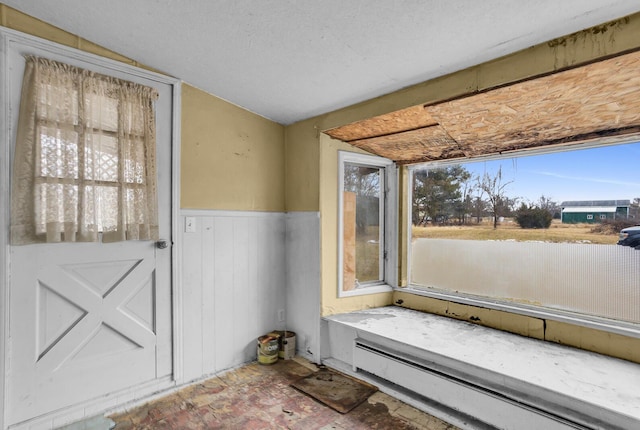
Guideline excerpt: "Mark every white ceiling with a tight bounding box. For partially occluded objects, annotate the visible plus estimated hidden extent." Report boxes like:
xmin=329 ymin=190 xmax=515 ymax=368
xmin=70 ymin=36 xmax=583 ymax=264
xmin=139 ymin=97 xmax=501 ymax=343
xmin=4 ymin=0 xmax=640 ymax=125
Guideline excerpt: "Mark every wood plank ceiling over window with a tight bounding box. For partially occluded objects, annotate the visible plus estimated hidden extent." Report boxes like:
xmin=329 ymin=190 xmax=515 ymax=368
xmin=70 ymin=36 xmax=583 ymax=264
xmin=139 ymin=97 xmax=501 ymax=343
xmin=325 ymin=49 xmax=640 ymax=165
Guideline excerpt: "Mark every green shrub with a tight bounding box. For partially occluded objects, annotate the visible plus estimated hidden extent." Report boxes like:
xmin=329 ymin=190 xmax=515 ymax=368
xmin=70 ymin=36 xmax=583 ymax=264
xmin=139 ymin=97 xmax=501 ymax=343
xmin=515 ymin=204 xmax=552 ymax=229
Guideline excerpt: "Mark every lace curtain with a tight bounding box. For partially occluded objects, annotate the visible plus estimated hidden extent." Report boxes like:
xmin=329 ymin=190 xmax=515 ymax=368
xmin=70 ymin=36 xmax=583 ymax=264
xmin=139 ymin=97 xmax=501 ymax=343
xmin=11 ymin=56 xmax=159 ymax=245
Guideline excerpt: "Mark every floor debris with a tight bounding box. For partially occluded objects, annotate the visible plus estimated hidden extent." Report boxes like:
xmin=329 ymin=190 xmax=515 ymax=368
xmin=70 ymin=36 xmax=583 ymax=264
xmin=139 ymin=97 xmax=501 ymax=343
xmin=109 ymin=357 xmax=458 ymax=429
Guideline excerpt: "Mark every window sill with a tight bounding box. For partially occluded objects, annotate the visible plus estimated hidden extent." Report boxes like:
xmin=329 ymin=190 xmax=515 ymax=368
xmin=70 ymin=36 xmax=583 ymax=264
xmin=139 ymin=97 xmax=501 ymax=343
xmin=339 ymin=283 xmax=393 ymax=298
xmin=398 ymin=285 xmax=640 ymax=340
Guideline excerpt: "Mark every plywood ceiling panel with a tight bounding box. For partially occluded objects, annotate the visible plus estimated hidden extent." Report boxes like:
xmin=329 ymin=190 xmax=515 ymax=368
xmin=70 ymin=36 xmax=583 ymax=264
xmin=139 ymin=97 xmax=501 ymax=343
xmin=427 ymin=50 xmax=640 ymax=154
xmin=327 ymin=106 xmax=438 ymax=141
xmin=326 ymin=49 xmax=640 ymax=165
xmin=349 ymin=126 xmax=462 ymax=163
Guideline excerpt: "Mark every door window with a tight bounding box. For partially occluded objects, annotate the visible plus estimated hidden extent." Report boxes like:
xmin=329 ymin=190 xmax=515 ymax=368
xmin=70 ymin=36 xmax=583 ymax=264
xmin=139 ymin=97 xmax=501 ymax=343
xmin=11 ymin=56 xmax=159 ymax=244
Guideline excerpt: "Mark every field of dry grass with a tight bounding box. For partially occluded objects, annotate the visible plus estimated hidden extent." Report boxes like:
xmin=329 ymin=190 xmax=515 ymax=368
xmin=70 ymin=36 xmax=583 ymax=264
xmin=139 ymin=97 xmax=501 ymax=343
xmin=412 ymin=220 xmax=620 ymax=244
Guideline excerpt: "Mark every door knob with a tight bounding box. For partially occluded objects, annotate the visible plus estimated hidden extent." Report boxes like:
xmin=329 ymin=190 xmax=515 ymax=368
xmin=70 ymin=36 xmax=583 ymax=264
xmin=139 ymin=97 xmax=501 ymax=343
xmin=156 ymin=239 xmax=169 ymax=249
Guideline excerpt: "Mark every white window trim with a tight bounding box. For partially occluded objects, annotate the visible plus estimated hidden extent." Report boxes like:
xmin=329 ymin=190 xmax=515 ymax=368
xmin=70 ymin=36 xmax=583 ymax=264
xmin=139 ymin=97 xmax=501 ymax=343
xmin=338 ymin=151 xmax=396 ymax=297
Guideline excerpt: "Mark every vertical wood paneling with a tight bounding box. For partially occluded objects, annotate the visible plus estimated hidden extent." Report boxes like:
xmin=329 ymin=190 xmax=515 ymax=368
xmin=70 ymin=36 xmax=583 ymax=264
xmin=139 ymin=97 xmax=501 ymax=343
xmin=212 ymin=216 xmax=235 ymax=371
xmin=232 ymin=217 xmax=251 ymax=365
xmin=200 ymin=217 xmax=216 ymax=374
xmin=180 ymin=211 xmax=286 ymax=380
xmin=260 ymin=216 xmax=286 ymax=332
xmin=180 ymin=222 xmax=204 ymax=382
xmin=245 ymin=218 xmax=260 ymax=361
xmin=285 ymin=212 xmax=321 ymax=361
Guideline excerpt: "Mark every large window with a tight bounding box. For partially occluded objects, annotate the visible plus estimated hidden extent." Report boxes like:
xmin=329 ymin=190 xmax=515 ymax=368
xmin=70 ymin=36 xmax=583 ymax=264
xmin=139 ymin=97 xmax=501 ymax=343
xmin=339 ymin=151 xmax=395 ymax=297
xmin=408 ymin=141 xmax=640 ymax=326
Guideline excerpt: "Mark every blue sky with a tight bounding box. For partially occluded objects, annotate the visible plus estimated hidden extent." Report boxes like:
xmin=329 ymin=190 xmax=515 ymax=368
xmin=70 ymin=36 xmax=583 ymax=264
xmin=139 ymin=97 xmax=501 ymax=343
xmin=462 ymin=141 xmax=640 ymax=205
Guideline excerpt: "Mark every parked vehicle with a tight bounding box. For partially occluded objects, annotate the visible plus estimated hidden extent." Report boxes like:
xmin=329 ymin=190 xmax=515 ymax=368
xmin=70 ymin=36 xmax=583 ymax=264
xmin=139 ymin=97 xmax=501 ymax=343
xmin=617 ymin=225 xmax=640 ymax=249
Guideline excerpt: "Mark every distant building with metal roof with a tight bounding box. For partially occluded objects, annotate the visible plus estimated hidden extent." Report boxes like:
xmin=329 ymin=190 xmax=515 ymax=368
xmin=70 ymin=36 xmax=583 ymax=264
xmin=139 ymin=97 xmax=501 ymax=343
xmin=560 ymin=200 xmax=630 ymax=223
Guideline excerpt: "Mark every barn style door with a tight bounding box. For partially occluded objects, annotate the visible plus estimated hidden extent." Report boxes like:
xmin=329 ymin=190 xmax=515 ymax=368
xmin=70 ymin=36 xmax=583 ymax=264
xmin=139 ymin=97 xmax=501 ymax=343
xmin=3 ymin=32 xmax=175 ymax=427
xmin=8 ymin=242 xmax=172 ymax=425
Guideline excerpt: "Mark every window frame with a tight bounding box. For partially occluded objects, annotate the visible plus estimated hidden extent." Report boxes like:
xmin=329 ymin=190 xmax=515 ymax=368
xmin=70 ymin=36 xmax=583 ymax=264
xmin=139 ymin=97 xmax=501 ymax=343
xmin=338 ymin=150 xmax=396 ymax=298
xmin=402 ymin=140 xmax=640 ymax=339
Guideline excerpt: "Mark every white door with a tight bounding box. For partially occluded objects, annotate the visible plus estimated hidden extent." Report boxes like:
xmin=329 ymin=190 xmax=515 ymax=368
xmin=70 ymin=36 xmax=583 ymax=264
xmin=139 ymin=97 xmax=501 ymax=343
xmin=4 ymin=35 xmax=175 ymax=426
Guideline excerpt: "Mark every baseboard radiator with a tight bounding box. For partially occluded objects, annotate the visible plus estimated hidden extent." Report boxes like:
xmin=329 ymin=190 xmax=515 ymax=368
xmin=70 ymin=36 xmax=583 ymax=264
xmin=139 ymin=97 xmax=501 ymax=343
xmin=352 ymin=338 xmax=631 ymax=430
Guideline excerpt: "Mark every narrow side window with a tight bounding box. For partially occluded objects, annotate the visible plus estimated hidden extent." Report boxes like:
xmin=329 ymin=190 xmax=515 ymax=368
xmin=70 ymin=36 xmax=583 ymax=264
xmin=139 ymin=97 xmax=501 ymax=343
xmin=338 ymin=151 xmax=395 ymax=297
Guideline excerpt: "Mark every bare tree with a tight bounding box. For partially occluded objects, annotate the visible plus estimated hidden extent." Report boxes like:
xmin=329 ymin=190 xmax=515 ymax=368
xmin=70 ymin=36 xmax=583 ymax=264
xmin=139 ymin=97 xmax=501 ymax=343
xmin=477 ymin=167 xmax=513 ymax=229
xmin=497 ymin=195 xmax=519 ymax=218
xmin=537 ymin=194 xmax=560 ymax=218
xmin=344 ymin=165 xmax=379 ymax=196
xmin=455 ymin=176 xmax=476 ymax=224
xmin=471 ymin=195 xmax=486 ymax=224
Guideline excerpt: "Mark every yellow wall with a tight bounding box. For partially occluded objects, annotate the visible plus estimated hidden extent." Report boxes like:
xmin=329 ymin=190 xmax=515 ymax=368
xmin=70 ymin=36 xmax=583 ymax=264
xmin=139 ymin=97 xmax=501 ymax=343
xmin=181 ymin=84 xmax=284 ymax=211
xmin=0 ymin=4 xmax=285 ymax=213
xmin=284 ymin=118 xmax=320 ymax=212
xmin=283 ymin=13 xmax=640 ymax=362
xmin=394 ymin=292 xmax=545 ymax=339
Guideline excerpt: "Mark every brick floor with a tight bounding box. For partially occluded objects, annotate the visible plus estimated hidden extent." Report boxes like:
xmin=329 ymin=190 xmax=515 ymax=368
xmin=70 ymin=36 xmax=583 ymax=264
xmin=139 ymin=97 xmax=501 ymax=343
xmin=109 ymin=357 xmax=459 ymax=430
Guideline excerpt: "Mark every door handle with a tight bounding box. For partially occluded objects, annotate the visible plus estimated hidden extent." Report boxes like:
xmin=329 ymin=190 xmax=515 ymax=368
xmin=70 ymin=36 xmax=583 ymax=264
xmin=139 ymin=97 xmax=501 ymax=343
xmin=156 ymin=239 xmax=170 ymax=249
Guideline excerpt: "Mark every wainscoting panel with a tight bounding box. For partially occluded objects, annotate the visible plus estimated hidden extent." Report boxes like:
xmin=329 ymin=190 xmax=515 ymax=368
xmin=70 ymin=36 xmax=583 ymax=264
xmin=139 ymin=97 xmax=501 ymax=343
xmin=285 ymin=212 xmax=321 ymax=362
xmin=180 ymin=210 xmax=286 ymax=382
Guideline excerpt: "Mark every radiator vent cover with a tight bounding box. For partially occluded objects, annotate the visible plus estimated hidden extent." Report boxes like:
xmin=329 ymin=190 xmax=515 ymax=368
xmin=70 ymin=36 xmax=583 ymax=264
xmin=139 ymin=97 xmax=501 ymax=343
xmin=352 ymin=338 xmax=620 ymax=430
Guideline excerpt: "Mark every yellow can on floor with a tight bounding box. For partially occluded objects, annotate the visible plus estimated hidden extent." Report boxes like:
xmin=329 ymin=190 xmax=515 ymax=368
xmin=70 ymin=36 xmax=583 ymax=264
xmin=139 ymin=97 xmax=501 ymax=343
xmin=257 ymin=332 xmax=279 ymax=365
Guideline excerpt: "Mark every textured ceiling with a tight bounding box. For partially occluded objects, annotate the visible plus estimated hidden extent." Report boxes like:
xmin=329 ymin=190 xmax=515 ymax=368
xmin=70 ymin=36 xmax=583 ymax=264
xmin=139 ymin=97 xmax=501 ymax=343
xmin=3 ymin=0 xmax=640 ymax=124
